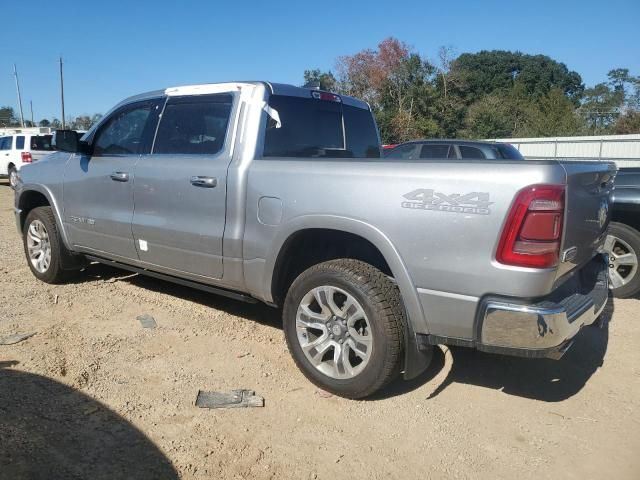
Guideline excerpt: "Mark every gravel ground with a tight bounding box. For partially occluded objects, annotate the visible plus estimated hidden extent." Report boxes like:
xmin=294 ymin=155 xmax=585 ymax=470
xmin=0 ymin=182 xmax=639 ymax=480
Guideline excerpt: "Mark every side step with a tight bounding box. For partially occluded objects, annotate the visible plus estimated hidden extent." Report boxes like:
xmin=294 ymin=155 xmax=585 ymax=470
xmin=85 ymin=255 xmax=258 ymax=304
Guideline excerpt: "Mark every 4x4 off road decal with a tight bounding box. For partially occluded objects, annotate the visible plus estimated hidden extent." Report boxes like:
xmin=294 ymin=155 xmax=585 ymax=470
xmin=402 ymin=189 xmax=493 ymax=215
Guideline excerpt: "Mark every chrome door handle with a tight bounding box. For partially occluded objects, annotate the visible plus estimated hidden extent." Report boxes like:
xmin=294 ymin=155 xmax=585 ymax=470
xmin=110 ymin=171 xmax=129 ymax=182
xmin=190 ymin=176 xmax=217 ymax=188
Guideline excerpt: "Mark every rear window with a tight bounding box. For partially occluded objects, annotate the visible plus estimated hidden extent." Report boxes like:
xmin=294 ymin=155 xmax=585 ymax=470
xmin=491 ymin=143 xmax=524 ymax=160
xmin=31 ymin=135 xmax=54 ymax=151
xmin=16 ymin=136 xmax=25 ymax=149
xmin=263 ymin=95 xmax=380 ymax=158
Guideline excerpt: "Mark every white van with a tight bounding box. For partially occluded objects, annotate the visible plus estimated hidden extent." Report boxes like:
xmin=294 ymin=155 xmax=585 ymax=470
xmin=1 ymin=133 xmax=54 ymax=188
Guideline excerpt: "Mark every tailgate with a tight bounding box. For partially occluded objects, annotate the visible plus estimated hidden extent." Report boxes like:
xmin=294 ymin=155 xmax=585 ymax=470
xmin=30 ymin=151 xmax=52 ymax=162
xmin=557 ymin=161 xmax=617 ymax=279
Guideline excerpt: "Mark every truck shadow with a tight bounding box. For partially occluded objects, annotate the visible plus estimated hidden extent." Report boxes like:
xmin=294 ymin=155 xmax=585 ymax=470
xmin=73 ymin=263 xmax=612 ymax=403
xmin=73 ymin=262 xmax=283 ymax=329
xmin=0 ymin=362 xmax=178 ymax=479
xmin=373 ymin=295 xmax=614 ymax=402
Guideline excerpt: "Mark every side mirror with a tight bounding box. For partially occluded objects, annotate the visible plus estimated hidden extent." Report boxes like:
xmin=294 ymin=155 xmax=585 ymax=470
xmin=52 ymin=130 xmax=80 ymax=153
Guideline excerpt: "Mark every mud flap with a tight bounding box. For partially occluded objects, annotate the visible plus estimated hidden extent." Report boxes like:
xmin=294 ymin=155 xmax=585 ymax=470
xmin=402 ymin=328 xmax=433 ymax=380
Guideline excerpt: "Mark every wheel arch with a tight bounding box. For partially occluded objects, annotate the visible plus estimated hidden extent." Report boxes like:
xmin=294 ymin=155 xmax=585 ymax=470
xmin=17 ymin=185 xmax=72 ymax=250
xmin=265 ymin=216 xmax=428 ymax=336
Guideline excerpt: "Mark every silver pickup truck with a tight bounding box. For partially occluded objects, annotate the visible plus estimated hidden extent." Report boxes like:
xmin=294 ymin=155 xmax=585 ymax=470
xmin=14 ymin=82 xmax=615 ymax=398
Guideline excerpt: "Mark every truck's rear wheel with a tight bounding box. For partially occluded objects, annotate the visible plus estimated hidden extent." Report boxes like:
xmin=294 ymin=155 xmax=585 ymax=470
xmin=8 ymin=166 xmax=18 ymax=190
xmin=604 ymin=222 xmax=640 ymax=298
xmin=23 ymin=207 xmax=77 ymax=284
xmin=283 ymin=259 xmax=404 ymax=399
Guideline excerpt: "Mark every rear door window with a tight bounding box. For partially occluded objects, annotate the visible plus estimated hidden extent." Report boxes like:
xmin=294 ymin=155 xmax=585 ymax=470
xmin=153 ymin=94 xmax=232 ymax=155
xmin=459 ymin=146 xmax=486 ymax=159
xmin=419 ymin=144 xmax=450 ymax=159
xmin=263 ymin=95 xmax=379 ymax=158
xmin=16 ymin=136 xmax=25 ymax=149
xmin=31 ymin=135 xmax=54 ymax=151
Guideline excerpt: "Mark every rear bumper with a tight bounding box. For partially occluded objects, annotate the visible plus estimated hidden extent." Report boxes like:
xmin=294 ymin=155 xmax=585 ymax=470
xmin=476 ymin=254 xmax=609 ymax=359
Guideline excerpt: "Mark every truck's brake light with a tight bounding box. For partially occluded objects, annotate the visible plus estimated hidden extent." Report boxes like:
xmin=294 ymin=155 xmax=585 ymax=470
xmin=21 ymin=152 xmax=32 ymax=163
xmin=497 ymin=185 xmax=565 ymax=268
xmin=311 ymin=91 xmax=341 ymax=102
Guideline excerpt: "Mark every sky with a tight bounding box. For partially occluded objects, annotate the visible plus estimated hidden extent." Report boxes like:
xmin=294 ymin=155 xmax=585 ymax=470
xmin=0 ymin=0 xmax=638 ymax=122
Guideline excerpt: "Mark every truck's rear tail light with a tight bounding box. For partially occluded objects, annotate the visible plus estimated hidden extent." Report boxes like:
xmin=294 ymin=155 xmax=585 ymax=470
xmin=497 ymin=185 xmax=565 ymax=268
xmin=21 ymin=152 xmax=32 ymax=163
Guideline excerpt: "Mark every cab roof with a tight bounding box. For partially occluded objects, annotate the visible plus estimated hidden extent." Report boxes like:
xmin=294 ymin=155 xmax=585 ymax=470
xmin=116 ymin=81 xmax=370 ymax=111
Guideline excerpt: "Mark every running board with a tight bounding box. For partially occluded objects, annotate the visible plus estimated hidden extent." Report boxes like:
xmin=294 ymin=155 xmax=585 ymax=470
xmin=85 ymin=255 xmax=258 ymax=304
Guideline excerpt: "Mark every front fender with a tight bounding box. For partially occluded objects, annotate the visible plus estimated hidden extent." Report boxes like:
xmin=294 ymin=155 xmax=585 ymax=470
xmin=16 ymin=183 xmax=72 ymax=251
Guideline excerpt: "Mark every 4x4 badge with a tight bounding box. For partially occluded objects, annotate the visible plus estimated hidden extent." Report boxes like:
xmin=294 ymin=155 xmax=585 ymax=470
xmin=402 ymin=189 xmax=493 ymax=215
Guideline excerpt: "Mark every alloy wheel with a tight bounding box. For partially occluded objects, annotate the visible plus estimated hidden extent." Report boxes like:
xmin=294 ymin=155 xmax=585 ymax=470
xmin=295 ymin=285 xmax=373 ymax=379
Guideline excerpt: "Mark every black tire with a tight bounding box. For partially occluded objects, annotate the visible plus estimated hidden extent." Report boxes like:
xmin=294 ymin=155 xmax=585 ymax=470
xmin=606 ymin=222 xmax=640 ymax=299
xmin=8 ymin=165 xmax=18 ymax=190
xmin=283 ymin=259 xmax=405 ymax=399
xmin=22 ymin=206 xmax=77 ymax=284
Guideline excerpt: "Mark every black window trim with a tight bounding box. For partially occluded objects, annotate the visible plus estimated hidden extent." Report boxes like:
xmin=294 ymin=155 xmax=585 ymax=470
xmin=149 ymin=92 xmax=238 ymax=157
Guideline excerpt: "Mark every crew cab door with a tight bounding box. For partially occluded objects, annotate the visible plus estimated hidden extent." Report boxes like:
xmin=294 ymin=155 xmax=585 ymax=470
xmin=131 ymin=93 xmax=234 ymax=280
xmin=63 ymin=99 xmax=162 ymax=260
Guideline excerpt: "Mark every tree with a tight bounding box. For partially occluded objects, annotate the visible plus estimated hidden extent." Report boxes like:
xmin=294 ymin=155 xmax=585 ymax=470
xmin=303 ymin=69 xmax=337 ymax=91
xmin=335 ymin=37 xmax=440 ymax=142
xmin=70 ymin=115 xmax=93 ymax=130
xmin=524 ymin=89 xmax=581 ymax=137
xmin=39 ymin=119 xmax=51 ymax=127
xmin=614 ymin=111 xmax=640 ymax=134
xmin=452 ymin=50 xmax=584 ymax=104
xmin=336 ymin=37 xmax=412 ymax=107
xmin=0 ymin=106 xmax=18 ymax=127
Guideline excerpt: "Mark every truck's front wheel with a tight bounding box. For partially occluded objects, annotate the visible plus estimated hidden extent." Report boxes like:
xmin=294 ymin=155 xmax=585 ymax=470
xmin=22 ymin=207 xmax=78 ymax=284
xmin=283 ymin=259 xmax=404 ymax=399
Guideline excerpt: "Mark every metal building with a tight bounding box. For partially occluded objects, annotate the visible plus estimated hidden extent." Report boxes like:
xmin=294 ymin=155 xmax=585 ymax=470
xmin=491 ymin=134 xmax=640 ymax=168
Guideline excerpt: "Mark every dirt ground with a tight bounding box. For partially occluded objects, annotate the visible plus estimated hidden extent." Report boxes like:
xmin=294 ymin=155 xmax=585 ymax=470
xmin=0 ymin=182 xmax=639 ymax=480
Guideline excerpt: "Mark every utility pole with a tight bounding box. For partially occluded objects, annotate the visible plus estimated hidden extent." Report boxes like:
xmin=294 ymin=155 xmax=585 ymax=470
xmin=30 ymin=100 xmax=34 ymax=126
xmin=13 ymin=64 xmax=25 ymax=128
xmin=59 ymin=57 xmax=66 ymax=130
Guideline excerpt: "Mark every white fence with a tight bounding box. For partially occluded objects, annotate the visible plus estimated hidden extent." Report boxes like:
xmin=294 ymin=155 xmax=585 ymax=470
xmin=490 ymin=134 xmax=640 ymax=168
xmin=0 ymin=127 xmax=54 ymax=136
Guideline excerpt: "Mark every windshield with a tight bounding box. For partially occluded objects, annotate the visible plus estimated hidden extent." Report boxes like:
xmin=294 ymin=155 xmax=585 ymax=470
xmin=263 ymin=95 xmax=380 ymax=158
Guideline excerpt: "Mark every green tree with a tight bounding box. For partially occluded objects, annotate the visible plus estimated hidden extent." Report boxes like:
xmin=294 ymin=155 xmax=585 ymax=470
xmin=524 ymin=89 xmax=581 ymax=137
xmin=303 ymin=69 xmax=337 ymax=91
xmin=38 ymin=119 xmax=51 ymax=127
xmin=614 ymin=111 xmax=640 ymax=134
xmin=452 ymin=50 xmax=584 ymax=104
xmin=0 ymin=106 xmax=18 ymax=127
